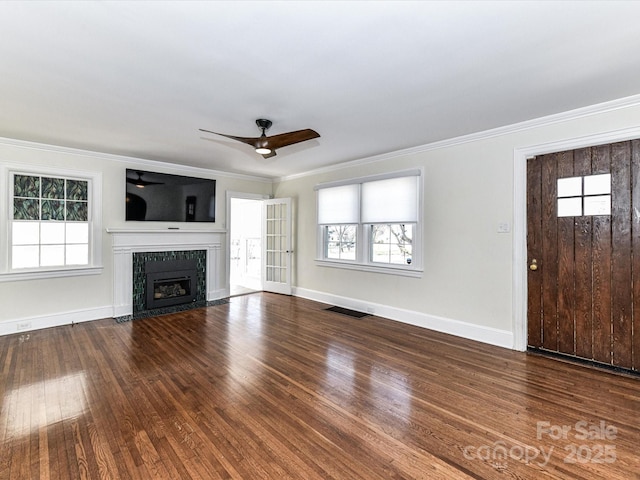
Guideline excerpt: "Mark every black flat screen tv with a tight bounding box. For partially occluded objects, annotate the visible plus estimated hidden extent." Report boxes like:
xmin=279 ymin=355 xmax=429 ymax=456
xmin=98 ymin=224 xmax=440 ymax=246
xmin=126 ymin=169 xmax=216 ymax=222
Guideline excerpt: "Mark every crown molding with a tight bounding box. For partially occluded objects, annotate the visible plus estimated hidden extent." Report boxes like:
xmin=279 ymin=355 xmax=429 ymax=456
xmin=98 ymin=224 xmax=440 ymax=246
xmin=276 ymin=93 xmax=640 ymax=183
xmin=0 ymin=136 xmax=273 ymax=183
xmin=4 ymin=92 xmax=640 ymax=186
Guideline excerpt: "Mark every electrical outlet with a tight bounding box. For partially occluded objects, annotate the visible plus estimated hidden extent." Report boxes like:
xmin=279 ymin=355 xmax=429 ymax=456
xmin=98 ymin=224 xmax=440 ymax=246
xmin=16 ymin=321 xmax=32 ymax=331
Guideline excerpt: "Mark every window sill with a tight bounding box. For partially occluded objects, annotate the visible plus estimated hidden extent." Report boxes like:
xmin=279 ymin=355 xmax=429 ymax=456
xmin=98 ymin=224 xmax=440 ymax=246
xmin=0 ymin=266 xmax=104 ymax=283
xmin=315 ymin=259 xmax=423 ymax=278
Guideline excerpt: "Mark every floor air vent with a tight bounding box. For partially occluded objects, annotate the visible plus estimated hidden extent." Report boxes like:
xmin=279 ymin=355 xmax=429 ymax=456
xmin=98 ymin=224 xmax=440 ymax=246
xmin=325 ymin=306 xmax=370 ymax=318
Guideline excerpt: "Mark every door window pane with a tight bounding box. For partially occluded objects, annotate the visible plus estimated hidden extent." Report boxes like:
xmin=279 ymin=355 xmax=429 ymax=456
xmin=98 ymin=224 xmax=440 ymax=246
xmin=584 ymin=195 xmax=611 ymax=216
xmin=584 ymin=173 xmax=611 ymax=195
xmin=558 ymin=198 xmax=582 ymax=217
xmin=557 ymin=177 xmax=582 ymax=197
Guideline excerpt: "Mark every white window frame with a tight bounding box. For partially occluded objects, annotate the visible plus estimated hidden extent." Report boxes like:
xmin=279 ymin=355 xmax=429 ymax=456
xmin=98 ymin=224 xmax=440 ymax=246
xmin=315 ymin=169 xmax=423 ymax=277
xmin=0 ymin=163 xmax=103 ymax=282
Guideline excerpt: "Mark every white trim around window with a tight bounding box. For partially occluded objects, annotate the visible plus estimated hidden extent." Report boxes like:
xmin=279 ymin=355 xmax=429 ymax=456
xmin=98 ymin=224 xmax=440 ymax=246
xmin=315 ymin=168 xmax=423 ymax=277
xmin=0 ymin=163 xmax=103 ymax=282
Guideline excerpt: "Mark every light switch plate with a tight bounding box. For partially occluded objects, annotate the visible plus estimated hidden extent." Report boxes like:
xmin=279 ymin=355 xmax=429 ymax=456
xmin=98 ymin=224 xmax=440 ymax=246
xmin=497 ymin=222 xmax=511 ymax=233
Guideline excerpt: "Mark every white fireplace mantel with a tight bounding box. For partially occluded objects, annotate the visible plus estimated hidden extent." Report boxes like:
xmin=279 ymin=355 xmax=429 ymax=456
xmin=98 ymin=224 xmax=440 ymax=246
xmin=107 ymin=228 xmax=227 ymax=317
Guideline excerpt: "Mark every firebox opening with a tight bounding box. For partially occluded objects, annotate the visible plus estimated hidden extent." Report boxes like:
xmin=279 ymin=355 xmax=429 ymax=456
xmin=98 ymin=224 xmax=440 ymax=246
xmin=153 ymin=277 xmax=191 ymax=300
xmin=145 ymin=258 xmax=199 ymax=310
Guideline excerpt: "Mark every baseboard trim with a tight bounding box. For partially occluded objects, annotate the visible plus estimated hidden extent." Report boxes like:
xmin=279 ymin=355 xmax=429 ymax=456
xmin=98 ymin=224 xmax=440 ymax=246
xmin=0 ymin=306 xmax=114 ymax=336
xmin=1 ymin=288 xmax=231 ymax=337
xmin=208 ymin=288 xmax=229 ymax=301
xmin=293 ymin=287 xmax=514 ymax=350
xmin=0 ymin=290 xmax=514 ymax=350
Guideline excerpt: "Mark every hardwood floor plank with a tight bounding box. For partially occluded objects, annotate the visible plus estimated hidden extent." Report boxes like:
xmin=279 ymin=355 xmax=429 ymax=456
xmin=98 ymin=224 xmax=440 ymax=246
xmin=1 ymin=293 xmax=639 ymax=479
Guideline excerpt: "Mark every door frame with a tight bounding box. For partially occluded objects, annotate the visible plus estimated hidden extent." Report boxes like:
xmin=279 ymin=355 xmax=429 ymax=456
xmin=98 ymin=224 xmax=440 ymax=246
xmin=513 ymin=126 xmax=640 ymax=351
xmin=225 ymin=191 xmax=270 ymax=295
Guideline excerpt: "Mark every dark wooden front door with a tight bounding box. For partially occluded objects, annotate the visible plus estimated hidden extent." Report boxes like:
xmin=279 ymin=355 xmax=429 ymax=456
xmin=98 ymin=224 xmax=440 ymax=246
xmin=527 ymin=140 xmax=640 ymax=371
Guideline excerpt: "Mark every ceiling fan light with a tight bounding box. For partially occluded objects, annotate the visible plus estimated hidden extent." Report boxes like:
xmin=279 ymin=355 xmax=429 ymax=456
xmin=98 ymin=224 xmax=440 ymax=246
xmin=255 ymin=147 xmax=272 ymax=155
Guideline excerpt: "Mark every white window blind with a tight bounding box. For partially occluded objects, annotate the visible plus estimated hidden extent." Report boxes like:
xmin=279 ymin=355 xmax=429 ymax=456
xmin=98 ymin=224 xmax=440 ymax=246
xmin=317 ymin=184 xmax=359 ymax=224
xmin=315 ymin=169 xmax=423 ymax=276
xmin=361 ymin=176 xmax=418 ymax=223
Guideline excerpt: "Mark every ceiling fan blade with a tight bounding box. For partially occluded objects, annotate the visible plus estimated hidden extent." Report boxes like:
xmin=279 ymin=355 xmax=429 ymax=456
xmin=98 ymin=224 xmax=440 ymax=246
xmin=126 ymin=171 xmax=163 ymax=186
xmin=199 ymin=129 xmax=261 ymax=148
xmin=200 ymin=122 xmax=320 ymax=156
xmin=264 ymin=129 xmax=320 ymax=150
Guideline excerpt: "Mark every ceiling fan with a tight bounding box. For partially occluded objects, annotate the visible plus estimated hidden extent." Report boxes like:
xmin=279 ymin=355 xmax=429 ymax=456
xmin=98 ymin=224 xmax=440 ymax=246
xmin=199 ymin=119 xmax=320 ymax=158
xmin=126 ymin=171 xmax=163 ymax=188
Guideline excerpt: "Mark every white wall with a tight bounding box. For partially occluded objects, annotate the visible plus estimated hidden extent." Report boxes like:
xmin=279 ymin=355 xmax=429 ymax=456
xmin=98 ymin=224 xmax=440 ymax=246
xmin=274 ymin=97 xmax=640 ymax=349
xmin=4 ymin=96 xmax=640 ymax=344
xmin=0 ymin=139 xmax=272 ymax=333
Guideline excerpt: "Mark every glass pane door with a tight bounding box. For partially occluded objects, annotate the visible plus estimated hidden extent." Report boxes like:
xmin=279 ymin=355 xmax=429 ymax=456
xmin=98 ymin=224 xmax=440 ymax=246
xmin=262 ymin=198 xmax=292 ymax=295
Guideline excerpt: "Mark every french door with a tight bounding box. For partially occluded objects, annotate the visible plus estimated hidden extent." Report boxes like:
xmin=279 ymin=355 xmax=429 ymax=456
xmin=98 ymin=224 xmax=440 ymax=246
xmin=527 ymin=140 xmax=640 ymax=371
xmin=262 ymin=197 xmax=292 ymax=295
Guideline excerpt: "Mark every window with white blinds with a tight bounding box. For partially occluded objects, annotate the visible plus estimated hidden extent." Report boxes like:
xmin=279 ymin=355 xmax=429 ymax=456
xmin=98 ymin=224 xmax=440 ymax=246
xmin=316 ymin=170 xmax=422 ymax=275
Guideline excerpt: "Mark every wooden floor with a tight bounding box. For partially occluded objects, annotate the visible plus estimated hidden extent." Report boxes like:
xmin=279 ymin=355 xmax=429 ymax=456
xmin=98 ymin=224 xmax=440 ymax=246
xmin=1 ymin=293 xmax=639 ymax=479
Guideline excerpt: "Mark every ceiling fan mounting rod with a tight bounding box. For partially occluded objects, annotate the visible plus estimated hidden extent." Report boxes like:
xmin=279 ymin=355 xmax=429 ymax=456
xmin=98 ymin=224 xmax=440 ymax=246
xmin=256 ymin=119 xmax=272 ymax=132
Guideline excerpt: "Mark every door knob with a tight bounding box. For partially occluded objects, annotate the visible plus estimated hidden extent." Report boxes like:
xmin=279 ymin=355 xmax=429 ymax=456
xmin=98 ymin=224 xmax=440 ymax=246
xmin=529 ymin=259 xmax=538 ymax=271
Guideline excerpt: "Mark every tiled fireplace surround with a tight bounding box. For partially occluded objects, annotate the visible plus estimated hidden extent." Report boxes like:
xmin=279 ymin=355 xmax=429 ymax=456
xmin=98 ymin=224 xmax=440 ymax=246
xmin=108 ymin=229 xmax=226 ymax=319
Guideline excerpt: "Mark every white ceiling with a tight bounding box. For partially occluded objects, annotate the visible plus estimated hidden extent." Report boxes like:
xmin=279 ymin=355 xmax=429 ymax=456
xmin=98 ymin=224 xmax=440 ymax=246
xmin=2 ymin=1 xmax=640 ymax=179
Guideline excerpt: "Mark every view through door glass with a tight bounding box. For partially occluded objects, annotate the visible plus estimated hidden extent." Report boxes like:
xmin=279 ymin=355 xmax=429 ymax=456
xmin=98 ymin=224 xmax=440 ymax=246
xmin=230 ymin=198 xmax=262 ymax=296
